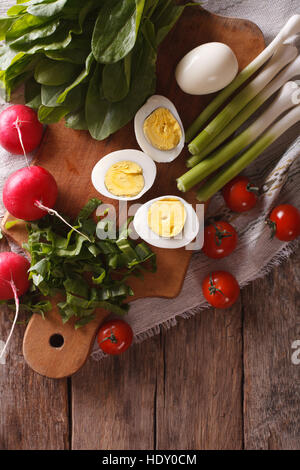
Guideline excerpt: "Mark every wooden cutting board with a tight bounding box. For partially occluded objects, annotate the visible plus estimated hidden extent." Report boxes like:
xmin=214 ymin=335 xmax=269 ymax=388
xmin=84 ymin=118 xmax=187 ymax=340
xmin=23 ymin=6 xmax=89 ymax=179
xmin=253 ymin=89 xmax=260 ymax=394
xmin=2 ymin=6 xmax=265 ymax=378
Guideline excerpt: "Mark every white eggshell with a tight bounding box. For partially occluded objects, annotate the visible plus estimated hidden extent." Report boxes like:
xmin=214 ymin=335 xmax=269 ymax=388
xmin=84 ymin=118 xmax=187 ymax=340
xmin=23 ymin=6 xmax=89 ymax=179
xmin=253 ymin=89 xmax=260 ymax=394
xmin=175 ymin=42 xmax=239 ymax=95
xmin=134 ymin=95 xmax=185 ymax=163
xmin=133 ymin=195 xmax=200 ymax=249
xmin=91 ymin=149 xmax=157 ymax=201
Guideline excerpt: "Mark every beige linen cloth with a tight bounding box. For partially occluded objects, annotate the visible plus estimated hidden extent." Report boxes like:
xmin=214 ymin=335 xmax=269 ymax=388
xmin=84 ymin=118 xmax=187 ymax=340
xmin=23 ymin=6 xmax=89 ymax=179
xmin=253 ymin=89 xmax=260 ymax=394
xmin=0 ymin=1 xmax=299 ymax=361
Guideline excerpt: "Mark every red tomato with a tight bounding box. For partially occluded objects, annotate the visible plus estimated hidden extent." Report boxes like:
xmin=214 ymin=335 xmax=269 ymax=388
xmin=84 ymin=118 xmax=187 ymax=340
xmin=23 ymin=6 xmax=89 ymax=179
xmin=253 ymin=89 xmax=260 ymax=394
xmin=268 ymin=204 xmax=300 ymax=242
xmin=202 ymin=221 xmax=238 ymax=259
xmin=97 ymin=319 xmax=133 ymax=355
xmin=222 ymin=176 xmax=258 ymax=212
xmin=202 ymin=271 xmax=240 ymax=309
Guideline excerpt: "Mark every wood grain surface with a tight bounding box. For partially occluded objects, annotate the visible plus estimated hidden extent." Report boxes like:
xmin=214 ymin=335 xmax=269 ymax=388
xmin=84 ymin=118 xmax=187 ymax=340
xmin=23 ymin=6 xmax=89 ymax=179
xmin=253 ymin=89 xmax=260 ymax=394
xmin=1 ymin=240 xmax=298 ymax=449
xmin=0 ymin=0 xmax=299 ymax=450
xmin=2 ymin=5 xmax=265 ymax=379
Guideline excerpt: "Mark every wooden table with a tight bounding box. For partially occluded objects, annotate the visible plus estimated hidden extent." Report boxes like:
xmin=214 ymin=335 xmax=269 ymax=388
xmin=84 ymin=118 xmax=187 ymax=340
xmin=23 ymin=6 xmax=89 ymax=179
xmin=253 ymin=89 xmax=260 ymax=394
xmin=0 ymin=233 xmax=299 ymax=450
xmin=0 ymin=0 xmax=299 ymax=451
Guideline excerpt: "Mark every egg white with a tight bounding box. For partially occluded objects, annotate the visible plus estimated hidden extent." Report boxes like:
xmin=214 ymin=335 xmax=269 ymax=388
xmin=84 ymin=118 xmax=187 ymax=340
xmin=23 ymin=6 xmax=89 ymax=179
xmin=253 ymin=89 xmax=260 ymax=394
xmin=134 ymin=95 xmax=185 ymax=163
xmin=133 ymin=195 xmax=200 ymax=249
xmin=175 ymin=42 xmax=238 ymax=95
xmin=91 ymin=149 xmax=157 ymax=201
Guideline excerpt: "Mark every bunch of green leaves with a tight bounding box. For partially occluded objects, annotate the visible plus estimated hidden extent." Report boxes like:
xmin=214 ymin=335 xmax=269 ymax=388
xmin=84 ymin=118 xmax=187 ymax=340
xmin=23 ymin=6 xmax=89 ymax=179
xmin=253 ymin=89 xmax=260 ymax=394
xmin=0 ymin=0 xmax=188 ymax=140
xmin=15 ymin=198 xmax=156 ymax=328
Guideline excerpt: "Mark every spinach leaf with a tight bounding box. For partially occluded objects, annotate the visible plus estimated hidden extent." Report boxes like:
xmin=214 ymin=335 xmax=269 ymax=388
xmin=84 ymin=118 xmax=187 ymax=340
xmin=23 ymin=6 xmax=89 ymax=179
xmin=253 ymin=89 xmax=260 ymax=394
xmin=27 ymin=0 xmax=69 ymax=18
xmin=41 ymin=83 xmax=84 ymax=111
xmin=86 ymin=34 xmax=156 ymax=140
xmin=92 ymin=0 xmax=145 ymax=64
xmin=45 ymin=37 xmax=91 ymax=64
xmin=0 ymin=17 xmax=15 ymax=40
xmin=56 ymin=51 xmax=94 ymax=104
xmin=65 ymin=108 xmax=88 ymax=130
xmin=34 ymin=57 xmax=79 ymax=85
xmin=154 ymin=2 xmax=186 ymax=45
xmin=5 ymin=14 xmax=49 ymax=40
xmin=8 ymin=19 xmax=60 ymax=50
xmin=25 ymin=77 xmax=42 ymax=108
xmin=38 ymin=104 xmax=70 ymax=123
xmin=102 ymin=59 xmax=130 ymax=103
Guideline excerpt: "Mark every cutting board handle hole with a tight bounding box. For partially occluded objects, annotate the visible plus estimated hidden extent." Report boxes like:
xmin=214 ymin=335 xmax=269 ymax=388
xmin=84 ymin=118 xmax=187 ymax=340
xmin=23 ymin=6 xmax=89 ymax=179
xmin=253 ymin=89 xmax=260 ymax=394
xmin=49 ymin=334 xmax=64 ymax=348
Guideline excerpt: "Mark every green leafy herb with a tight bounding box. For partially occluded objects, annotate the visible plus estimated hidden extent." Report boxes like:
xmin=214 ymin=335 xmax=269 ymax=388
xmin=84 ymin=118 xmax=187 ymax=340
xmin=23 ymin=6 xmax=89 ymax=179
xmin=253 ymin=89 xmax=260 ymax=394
xmin=0 ymin=0 xmax=189 ymax=140
xmin=20 ymin=198 xmax=156 ymax=328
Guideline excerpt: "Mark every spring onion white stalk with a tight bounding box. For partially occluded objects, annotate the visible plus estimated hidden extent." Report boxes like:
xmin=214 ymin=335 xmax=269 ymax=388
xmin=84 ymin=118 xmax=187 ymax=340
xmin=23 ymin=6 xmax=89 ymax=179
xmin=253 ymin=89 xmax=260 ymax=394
xmin=185 ymin=14 xmax=300 ymax=142
xmin=196 ymin=104 xmax=300 ymax=202
xmin=188 ymin=44 xmax=298 ymax=155
xmin=177 ymin=82 xmax=299 ymax=192
xmin=187 ymin=54 xmax=300 ymax=168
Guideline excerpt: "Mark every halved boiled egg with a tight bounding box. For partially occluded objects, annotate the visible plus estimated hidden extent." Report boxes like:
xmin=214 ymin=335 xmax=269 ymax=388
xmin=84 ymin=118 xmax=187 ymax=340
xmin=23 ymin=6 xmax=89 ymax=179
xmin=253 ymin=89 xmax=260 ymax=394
xmin=133 ymin=195 xmax=200 ymax=249
xmin=91 ymin=149 xmax=157 ymax=201
xmin=134 ymin=95 xmax=185 ymax=163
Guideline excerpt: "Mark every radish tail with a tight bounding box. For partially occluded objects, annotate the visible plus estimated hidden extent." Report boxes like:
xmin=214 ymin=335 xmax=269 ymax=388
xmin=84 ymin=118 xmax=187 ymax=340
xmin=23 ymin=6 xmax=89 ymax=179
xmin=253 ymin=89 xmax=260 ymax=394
xmin=34 ymin=201 xmax=91 ymax=242
xmin=14 ymin=117 xmax=30 ymax=167
xmin=0 ymin=281 xmax=20 ymax=360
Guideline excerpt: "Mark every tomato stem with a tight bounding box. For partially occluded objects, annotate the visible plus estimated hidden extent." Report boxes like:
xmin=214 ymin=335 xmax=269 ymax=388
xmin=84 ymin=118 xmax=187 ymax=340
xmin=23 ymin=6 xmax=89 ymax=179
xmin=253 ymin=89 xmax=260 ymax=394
xmin=99 ymin=329 xmax=118 ymax=345
xmin=208 ymin=275 xmax=225 ymax=296
xmin=266 ymin=219 xmax=277 ymax=239
xmin=246 ymin=183 xmax=260 ymax=195
xmin=213 ymin=223 xmax=232 ymax=246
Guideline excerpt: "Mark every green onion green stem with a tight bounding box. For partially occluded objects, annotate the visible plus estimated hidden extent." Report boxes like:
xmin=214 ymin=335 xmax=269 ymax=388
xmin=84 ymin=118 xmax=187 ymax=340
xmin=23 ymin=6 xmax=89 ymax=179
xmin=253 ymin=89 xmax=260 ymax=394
xmin=187 ymin=44 xmax=297 ymax=155
xmin=185 ymin=15 xmax=300 ymax=143
xmin=196 ymin=104 xmax=300 ymax=202
xmin=186 ymin=54 xmax=300 ymax=168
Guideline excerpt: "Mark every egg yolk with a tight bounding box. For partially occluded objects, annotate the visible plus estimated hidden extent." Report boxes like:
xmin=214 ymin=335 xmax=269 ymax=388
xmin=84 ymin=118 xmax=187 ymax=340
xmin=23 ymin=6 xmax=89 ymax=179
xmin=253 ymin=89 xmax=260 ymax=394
xmin=105 ymin=161 xmax=144 ymax=197
xmin=143 ymin=107 xmax=182 ymax=151
xmin=147 ymin=198 xmax=186 ymax=238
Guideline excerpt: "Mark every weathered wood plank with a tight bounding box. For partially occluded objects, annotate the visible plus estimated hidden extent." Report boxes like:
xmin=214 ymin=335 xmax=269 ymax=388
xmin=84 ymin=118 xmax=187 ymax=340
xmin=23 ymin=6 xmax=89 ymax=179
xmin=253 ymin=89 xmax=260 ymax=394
xmin=156 ymin=306 xmax=243 ymax=450
xmin=71 ymin=337 xmax=160 ymax=450
xmin=243 ymin=249 xmax=300 ymax=450
xmin=0 ymin=239 xmax=69 ymax=450
xmin=72 ymin=301 xmax=243 ymax=450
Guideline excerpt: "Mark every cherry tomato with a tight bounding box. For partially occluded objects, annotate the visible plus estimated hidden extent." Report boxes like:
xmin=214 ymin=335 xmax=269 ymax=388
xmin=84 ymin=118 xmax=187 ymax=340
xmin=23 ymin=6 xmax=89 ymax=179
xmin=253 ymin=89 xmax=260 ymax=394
xmin=202 ymin=221 xmax=238 ymax=259
xmin=222 ymin=176 xmax=258 ymax=212
xmin=97 ymin=319 xmax=133 ymax=355
xmin=268 ymin=204 xmax=300 ymax=242
xmin=202 ymin=271 xmax=240 ymax=309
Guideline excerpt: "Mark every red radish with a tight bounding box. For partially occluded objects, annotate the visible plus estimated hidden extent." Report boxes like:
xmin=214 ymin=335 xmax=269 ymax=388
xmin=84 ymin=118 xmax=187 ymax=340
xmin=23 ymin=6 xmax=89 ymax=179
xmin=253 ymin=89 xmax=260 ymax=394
xmin=0 ymin=252 xmax=30 ymax=360
xmin=3 ymin=165 xmax=58 ymax=220
xmin=0 ymin=105 xmax=43 ymax=155
xmin=0 ymin=252 xmax=30 ymax=300
xmin=2 ymin=165 xmax=91 ymax=240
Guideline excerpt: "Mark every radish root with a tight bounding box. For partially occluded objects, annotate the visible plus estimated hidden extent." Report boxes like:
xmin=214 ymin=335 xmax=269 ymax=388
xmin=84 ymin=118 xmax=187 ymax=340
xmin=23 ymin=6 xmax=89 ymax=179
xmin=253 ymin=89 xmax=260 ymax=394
xmin=0 ymin=280 xmax=20 ymax=360
xmin=13 ymin=117 xmax=30 ymax=167
xmin=34 ymin=201 xmax=91 ymax=242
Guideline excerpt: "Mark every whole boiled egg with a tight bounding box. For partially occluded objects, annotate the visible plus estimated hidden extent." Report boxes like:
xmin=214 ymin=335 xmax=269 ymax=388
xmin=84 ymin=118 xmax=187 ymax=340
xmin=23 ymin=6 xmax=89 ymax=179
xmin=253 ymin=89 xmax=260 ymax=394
xmin=134 ymin=95 xmax=185 ymax=163
xmin=91 ymin=149 xmax=156 ymax=201
xmin=133 ymin=195 xmax=200 ymax=249
xmin=175 ymin=42 xmax=238 ymax=95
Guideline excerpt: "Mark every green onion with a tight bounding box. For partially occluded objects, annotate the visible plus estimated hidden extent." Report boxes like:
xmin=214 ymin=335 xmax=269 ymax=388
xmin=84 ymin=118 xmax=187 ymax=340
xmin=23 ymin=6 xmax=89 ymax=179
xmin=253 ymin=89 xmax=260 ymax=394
xmin=185 ymin=14 xmax=300 ymax=143
xmin=188 ymin=44 xmax=297 ymax=155
xmin=196 ymin=104 xmax=300 ymax=202
xmin=186 ymin=54 xmax=300 ymax=168
xmin=177 ymin=81 xmax=299 ymax=192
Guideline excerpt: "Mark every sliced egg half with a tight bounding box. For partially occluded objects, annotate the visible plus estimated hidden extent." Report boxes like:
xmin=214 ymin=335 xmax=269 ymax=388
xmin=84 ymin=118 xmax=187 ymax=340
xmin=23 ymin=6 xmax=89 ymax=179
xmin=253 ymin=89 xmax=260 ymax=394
xmin=133 ymin=195 xmax=200 ymax=249
xmin=91 ymin=149 xmax=157 ymax=201
xmin=134 ymin=95 xmax=185 ymax=163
